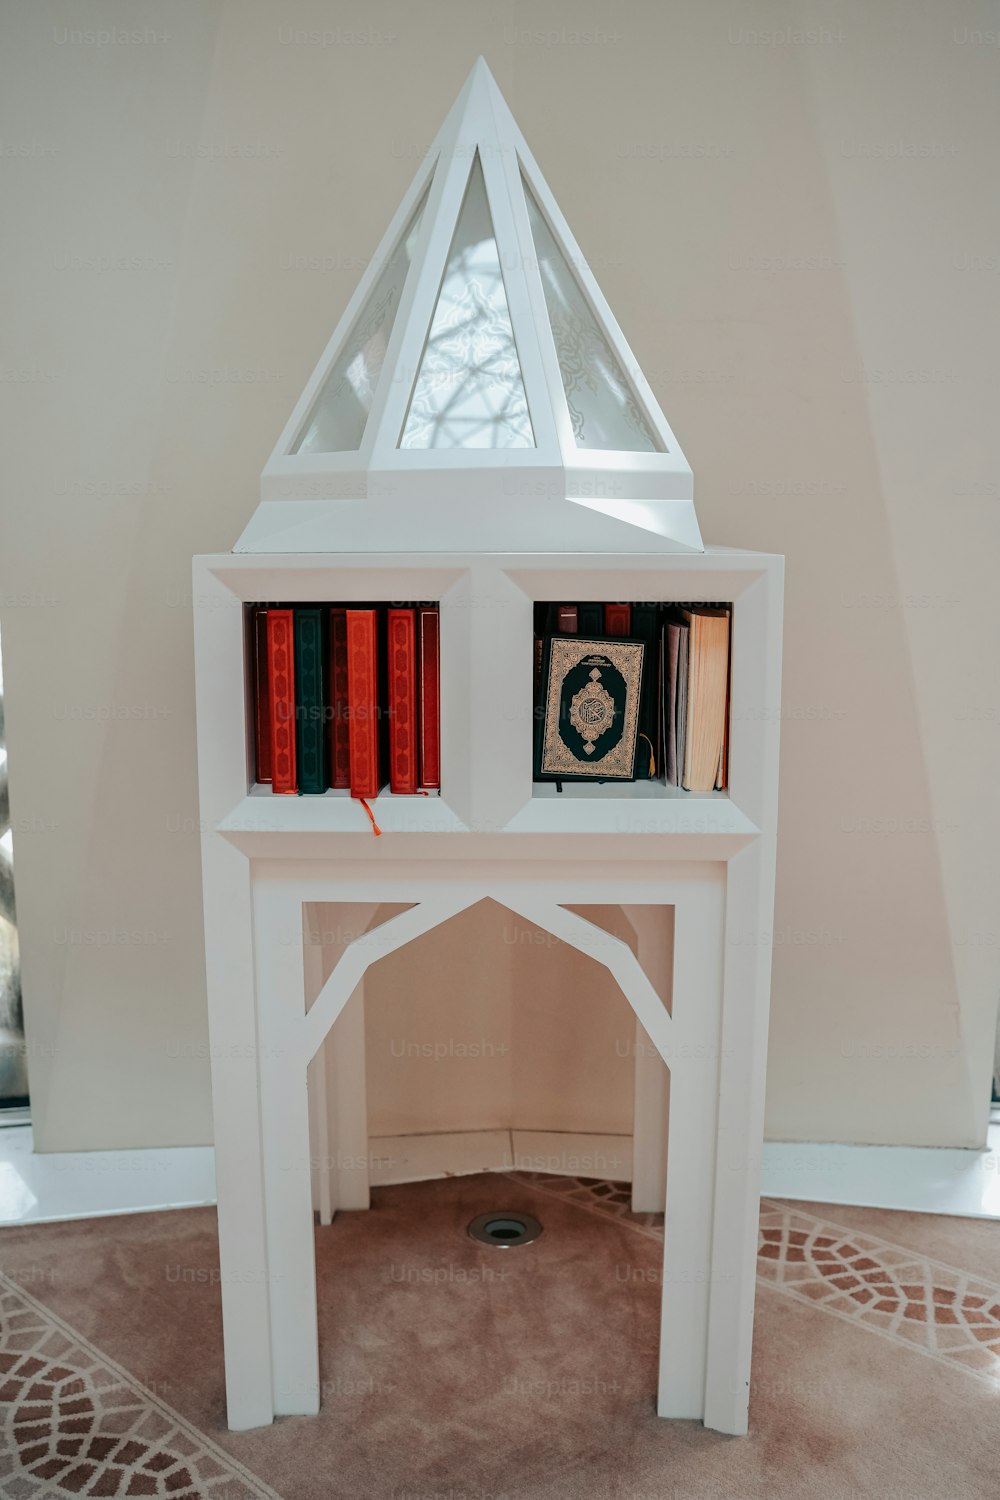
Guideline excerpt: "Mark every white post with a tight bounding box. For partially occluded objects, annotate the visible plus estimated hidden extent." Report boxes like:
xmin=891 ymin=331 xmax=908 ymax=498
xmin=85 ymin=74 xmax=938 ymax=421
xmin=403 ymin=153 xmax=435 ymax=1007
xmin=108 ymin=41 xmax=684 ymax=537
xmin=657 ymin=872 xmax=725 ymax=1421
xmin=305 ymin=913 xmax=333 ymax=1226
xmin=305 ymin=902 xmax=375 ymax=1220
xmin=703 ymin=843 xmax=777 ymax=1434
xmin=327 ymin=980 xmax=371 ymax=1210
xmin=200 ymin=841 xmax=275 ymax=1430
xmin=254 ymin=879 xmax=320 ymax=1416
xmin=625 ymin=904 xmax=673 ymax=1213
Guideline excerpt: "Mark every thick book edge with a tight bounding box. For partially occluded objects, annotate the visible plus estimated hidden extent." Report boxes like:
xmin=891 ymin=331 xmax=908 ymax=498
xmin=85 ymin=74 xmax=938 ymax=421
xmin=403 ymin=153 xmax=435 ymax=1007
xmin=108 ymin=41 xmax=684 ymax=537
xmin=267 ymin=609 xmax=297 ymax=795
xmin=294 ymin=607 xmax=328 ymax=794
xmin=418 ymin=607 xmax=440 ymax=790
xmin=252 ymin=607 xmax=272 ymax=784
xmin=329 ymin=607 xmax=351 ymax=789
xmin=387 ymin=608 xmax=419 ymax=794
xmin=346 ymin=608 xmax=384 ymax=799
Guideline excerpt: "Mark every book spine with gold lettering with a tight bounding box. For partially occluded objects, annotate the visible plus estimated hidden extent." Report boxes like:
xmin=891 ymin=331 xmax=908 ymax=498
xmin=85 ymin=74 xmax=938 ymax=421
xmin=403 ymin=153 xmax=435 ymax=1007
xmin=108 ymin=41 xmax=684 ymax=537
xmin=267 ymin=608 xmax=297 ymax=795
xmin=387 ymin=607 xmax=419 ymax=794
xmin=252 ymin=606 xmax=272 ymax=784
xmin=417 ymin=606 xmax=440 ymax=791
xmin=329 ymin=607 xmax=351 ymax=789
xmin=294 ymin=607 xmax=328 ymax=794
xmin=346 ymin=608 xmax=385 ymax=798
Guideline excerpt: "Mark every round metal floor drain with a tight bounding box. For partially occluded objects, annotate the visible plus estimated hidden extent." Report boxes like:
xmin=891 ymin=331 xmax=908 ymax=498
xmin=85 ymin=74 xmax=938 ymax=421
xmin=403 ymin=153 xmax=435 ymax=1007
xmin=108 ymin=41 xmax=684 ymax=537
xmin=467 ymin=1211 xmax=542 ymax=1248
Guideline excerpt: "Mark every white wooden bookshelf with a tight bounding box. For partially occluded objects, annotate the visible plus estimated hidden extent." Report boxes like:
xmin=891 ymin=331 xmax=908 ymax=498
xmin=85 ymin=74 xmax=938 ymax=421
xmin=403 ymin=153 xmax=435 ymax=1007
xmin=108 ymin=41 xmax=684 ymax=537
xmin=193 ymin=60 xmax=783 ymax=1443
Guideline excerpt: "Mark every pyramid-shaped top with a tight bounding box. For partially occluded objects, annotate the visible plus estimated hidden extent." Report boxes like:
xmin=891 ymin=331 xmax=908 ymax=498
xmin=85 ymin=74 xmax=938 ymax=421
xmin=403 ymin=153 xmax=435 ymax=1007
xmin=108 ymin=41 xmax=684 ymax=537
xmin=240 ymin=59 xmax=702 ymax=553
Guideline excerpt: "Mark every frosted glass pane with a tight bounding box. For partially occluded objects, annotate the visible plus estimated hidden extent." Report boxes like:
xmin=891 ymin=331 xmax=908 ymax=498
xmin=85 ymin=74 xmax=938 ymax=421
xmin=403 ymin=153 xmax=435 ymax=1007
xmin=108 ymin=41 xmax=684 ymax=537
xmin=293 ymin=191 xmax=428 ymax=454
xmin=523 ymin=178 xmax=661 ymax=453
xmin=400 ymin=155 xmax=533 ymax=450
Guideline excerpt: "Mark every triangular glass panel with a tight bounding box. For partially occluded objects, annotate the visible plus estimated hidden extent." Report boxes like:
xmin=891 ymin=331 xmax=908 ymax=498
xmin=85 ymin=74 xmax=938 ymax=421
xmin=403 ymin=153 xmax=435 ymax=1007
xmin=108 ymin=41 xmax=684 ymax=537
xmin=293 ymin=189 xmax=429 ymax=454
xmin=400 ymin=154 xmax=534 ymax=450
xmin=522 ymin=175 xmax=661 ymax=453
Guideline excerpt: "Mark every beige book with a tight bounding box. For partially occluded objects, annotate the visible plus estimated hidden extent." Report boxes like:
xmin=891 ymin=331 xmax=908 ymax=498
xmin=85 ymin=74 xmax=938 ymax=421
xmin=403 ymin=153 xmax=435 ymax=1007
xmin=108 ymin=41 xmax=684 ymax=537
xmin=681 ymin=608 xmax=731 ymax=792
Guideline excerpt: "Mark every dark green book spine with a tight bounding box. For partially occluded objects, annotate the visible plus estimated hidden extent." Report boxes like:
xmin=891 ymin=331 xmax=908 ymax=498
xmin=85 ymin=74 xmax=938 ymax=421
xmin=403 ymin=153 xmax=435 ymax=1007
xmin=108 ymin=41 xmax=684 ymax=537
xmin=294 ymin=607 xmax=328 ymax=794
xmin=577 ymin=603 xmax=602 ymax=635
xmin=632 ymin=603 xmax=659 ymax=778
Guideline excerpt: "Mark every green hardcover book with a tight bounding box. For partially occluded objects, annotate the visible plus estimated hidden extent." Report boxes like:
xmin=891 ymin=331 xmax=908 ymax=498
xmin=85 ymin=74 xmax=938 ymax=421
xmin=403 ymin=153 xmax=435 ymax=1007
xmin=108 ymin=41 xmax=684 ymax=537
xmin=294 ymin=607 xmax=328 ymax=794
xmin=577 ymin=602 xmax=602 ymax=635
xmin=631 ymin=603 xmax=660 ymax=778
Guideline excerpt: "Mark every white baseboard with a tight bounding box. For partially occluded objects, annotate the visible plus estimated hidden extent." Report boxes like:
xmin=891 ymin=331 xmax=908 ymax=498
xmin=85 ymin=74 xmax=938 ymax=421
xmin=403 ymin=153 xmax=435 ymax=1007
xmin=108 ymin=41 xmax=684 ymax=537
xmin=5 ymin=1123 xmax=999 ymax=1226
xmin=368 ymin=1129 xmax=513 ymax=1186
xmin=0 ymin=1126 xmax=216 ymax=1227
xmin=760 ymin=1126 xmax=1000 ymax=1219
xmin=367 ymin=1129 xmax=633 ymax=1187
xmin=509 ymin=1130 xmax=633 ymax=1180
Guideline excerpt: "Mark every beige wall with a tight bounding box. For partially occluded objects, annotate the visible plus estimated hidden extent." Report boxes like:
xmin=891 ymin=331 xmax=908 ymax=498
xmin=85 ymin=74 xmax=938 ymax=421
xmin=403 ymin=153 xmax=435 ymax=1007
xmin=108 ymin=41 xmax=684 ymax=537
xmin=364 ymin=901 xmax=636 ymax=1138
xmin=1 ymin=0 xmax=996 ymax=1151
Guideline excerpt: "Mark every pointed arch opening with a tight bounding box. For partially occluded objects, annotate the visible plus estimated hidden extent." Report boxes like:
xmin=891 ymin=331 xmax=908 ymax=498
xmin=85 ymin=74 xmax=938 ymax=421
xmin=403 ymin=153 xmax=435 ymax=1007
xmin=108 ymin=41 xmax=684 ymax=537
xmin=300 ymin=895 xmax=674 ymax=1219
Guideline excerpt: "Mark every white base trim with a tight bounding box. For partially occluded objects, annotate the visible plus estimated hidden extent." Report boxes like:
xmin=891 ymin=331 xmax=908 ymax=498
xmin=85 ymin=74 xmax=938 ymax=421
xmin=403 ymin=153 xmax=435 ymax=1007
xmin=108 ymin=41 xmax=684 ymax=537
xmin=760 ymin=1125 xmax=1000 ymax=1219
xmin=0 ymin=1126 xmax=216 ymax=1226
xmin=510 ymin=1130 xmax=633 ymax=1181
xmin=368 ymin=1129 xmax=512 ymax=1186
xmin=367 ymin=1129 xmax=633 ymax=1188
xmin=5 ymin=1124 xmax=1000 ymax=1226
xmin=0 ymin=1106 xmax=32 ymax=1129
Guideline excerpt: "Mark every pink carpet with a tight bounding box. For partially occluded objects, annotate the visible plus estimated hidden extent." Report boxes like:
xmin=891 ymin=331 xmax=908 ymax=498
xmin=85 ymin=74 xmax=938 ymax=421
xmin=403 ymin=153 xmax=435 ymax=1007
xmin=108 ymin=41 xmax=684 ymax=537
xmin=2 ymin=1171 xmax=999 ymax=1498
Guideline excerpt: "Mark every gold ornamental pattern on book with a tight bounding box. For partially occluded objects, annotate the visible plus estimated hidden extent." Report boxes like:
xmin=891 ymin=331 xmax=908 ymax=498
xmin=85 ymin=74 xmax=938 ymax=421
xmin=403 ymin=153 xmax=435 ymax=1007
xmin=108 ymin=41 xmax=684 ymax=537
xmin=541 ymin=637 xmax=644 ymax=779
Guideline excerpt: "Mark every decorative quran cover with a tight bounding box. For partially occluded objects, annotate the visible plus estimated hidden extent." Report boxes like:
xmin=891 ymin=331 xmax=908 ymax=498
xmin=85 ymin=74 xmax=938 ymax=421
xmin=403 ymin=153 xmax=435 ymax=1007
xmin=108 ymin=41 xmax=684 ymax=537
xmin=536 ymin=636 xmax=645 ymax=781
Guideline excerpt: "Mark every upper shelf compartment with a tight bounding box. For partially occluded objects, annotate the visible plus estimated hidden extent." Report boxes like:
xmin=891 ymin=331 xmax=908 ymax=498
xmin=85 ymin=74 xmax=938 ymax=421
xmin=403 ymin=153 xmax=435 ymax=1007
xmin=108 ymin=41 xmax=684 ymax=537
xmin=245 ymin=601 xmax=441 ymax=802
xmin=531 ymin=601 xmax=733 ymax=800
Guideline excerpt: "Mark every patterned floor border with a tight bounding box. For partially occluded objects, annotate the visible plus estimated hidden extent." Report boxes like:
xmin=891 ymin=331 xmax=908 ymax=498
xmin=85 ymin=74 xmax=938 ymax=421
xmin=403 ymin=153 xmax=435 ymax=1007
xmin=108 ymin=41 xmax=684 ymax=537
xmin=757 ymin=1199 xmax=1000 ymax=1387
xmin=508 ymin=1171 xmax=1000 ymax=1388
xmin=0 ymin=1270 xmax=278 ymax=1500
xmin=502 ymin=1169 xmax=665 ymax=1243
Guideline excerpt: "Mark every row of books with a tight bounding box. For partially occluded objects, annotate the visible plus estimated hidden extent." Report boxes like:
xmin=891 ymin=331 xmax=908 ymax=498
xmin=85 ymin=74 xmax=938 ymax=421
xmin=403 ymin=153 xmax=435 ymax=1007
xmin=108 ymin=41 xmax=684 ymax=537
xmin=249 ymin=604 xmax=440 ymax=796
xmin=532 ymin=602 xmax=731 ymax=791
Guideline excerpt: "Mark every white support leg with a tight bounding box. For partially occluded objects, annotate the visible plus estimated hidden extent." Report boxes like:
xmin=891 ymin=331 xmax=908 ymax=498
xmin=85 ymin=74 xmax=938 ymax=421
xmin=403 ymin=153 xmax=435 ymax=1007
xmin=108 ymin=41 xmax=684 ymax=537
xmin=631 ymin=1020 xmax=669 ymax=1213
xmin=306 ymin=902 xmax=379 ymax=1220
xmin=308 ymin=1044 xmax=334 ymax=1227
xmin=201 ymin=840 xmax=275 ymax=1431
xmin=625 ymin=904 xmax=673 ymax=1213
xmin=305 ymin=918 xmax=333 ymax=1226
xmin=327 ymin=979 xmax=371 ymax=1210
xmin=254 ymin=881 xmax=320 ymax=1416
xmin=657 ymin=873 xmax=725 ymax=1422
xmin=703 ymin=843 xmax=777 ymax=1434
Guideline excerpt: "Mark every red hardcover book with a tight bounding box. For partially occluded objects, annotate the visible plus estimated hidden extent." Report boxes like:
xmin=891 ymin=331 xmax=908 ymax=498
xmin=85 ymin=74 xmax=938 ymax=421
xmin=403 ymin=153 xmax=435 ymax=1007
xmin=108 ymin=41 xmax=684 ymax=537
xmin=557 ymin=604 xmax=579 ymax=633
xmin=329 ymin=607 xmax=351 ymax=789
xmin=418 ymin=606 xmax=440 ymax=790
xmin=346 ymin=608 xmax=384 ymax=798
xmin=267 ymin=608 xmax=297 ymax=794
xmin=387 ymin=608 xmax=419 ymax=794
xmin=604 ymin=603 xmax=631 ymax=637
xmin=252 ymin=607 xmax=272 ymax=783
